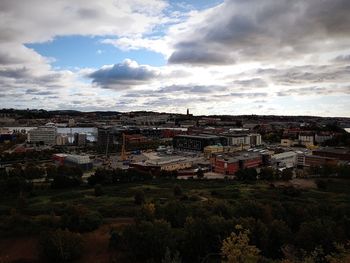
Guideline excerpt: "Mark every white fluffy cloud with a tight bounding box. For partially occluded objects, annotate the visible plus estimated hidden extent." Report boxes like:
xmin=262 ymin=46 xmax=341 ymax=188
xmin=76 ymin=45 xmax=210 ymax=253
xmin=1 ymin=0 xmax=350 ymax=116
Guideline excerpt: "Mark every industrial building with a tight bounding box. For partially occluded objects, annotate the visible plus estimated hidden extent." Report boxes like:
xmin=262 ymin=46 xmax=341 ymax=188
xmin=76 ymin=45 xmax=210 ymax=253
xmin=271 ymin=151 xmax=297 ymax=168
xmin=173 ymin=134 xmax=227 ymax=152
xmin=312 ymin=147 xmax=350 ymax=162
xmin=53 ymin=153 xmax=93 ymax=170
xmin=211 ymin=151 xmax=263 ymax=175
xmin=27 ymin=126 xmax=57 ymax=145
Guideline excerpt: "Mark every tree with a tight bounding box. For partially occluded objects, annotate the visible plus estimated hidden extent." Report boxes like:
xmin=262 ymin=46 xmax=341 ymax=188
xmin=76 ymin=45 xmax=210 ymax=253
xmin=134 ymin=189 xmax=145 ymax=205
xmin=221 ymin=225 xmax=260 ymax=263
xmin=94 ymin=184 xmax=104 ymax=196
xmin=122 ymin=220 xmax=176 ymax=262
xmin=173 ymin=184 xmax=183 ymax=196
xmin=280 ymin=168 xmax=293 ymax=181
xmin=197 ymin=168 xmax=204 ymax=179
xmin=39 ymin=229 xmax=83 ymax=262
xmin=259 ymin=167 xmax=276 ymax=181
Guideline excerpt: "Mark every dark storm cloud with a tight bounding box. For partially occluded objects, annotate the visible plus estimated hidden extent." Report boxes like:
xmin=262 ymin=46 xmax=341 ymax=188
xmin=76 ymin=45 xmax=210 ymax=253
xmin=88 ymin=59 xmax=158 ymax=89
xmin=169 ymin=0 xmax=350 ymax=65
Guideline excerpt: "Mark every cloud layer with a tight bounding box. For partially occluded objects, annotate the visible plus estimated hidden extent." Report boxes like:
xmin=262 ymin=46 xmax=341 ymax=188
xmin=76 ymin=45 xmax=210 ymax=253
xmin=0 ymin=0 xmax=349 ymax=116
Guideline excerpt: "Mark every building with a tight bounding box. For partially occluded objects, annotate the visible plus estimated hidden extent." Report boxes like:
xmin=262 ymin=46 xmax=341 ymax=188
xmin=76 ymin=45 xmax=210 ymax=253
xmin=312 ymin=147 xmax=350 ymax=162
xmin=74 ymin=133 xmax=87 ymax=146
xmin=224 ymin=133 xmax=262 ymax=147
xmin=53 ymin=154 xmax=93 ymax=170
xmin=145 ymin=156 xmax=194 ymax=171
xmin=225 ymin=134 xmax=250 ymax=146
xmin=56 ymin=134 xmax=69 ymax=145
xmin=271 ymin=151 xmax=297 ymax=168
xmin=281 ymin=139 xmax=294 ymax=147
xmin=97 ymin=126 xmax=140 ymax=148
xmin=0 ymin=128 xmax=15 ymax=143
xmin=211 ymin=152 xmax=263 ymax=175
xmin=125 ymin=134 xmax=148 ymax=144
xmin=203 ymin=145 xmax=251 ymax=159
xmin=173 ymin=134 xmax=227 ymax=152
xmin=315 ymin=134 xmax=333 ymax=143
xmin=68 ymin=118 xmax=75 ymax=127
xmin=304 ymin=154 xmax=338 ymax=167
xmin=27 ymin=126 xmax=57 ymax=145
xmin=299 ymin=133 xmax=314 ymax=146
xmin=249 ymin=134 xmax=262 ymax=146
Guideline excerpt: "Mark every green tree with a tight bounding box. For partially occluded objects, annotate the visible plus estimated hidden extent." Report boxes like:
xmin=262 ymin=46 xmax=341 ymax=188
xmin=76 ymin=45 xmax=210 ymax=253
xmin=221 ymin=225 xmax=260 ymax=263
xmin=134 ymin=189 xmax=145 ymax=205
xmin=39 ymin=229 xmax=83 ymax=262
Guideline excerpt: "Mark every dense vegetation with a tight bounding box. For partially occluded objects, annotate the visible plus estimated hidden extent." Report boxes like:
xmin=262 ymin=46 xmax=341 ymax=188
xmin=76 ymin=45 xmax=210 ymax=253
xmin=0 ymin=172 xmax=350 ymax=262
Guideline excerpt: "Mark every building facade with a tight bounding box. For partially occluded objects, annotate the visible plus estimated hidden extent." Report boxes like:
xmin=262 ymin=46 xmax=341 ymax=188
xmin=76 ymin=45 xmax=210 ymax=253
xmin=27 ymin=126 xmax=57 ymax=145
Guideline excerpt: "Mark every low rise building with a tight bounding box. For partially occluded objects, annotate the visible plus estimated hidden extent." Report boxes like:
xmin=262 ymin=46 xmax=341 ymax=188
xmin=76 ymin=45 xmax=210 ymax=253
xmin=211 ymin=152 xmax=263 ymax=175
xmin=312 ymin=147 xmax=350 ymax=162
xmin=173 ymin=134 xmax=227 ymax=152
xmin=271 ymin=151 xmax=297 ymax=168
xmin=145 ymin=156 xmax=194 ymax=171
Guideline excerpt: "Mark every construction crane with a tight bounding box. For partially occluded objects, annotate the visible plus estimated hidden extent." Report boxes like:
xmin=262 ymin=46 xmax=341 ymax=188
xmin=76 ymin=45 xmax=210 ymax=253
xmin=120 ymin=133 xmax=128 ymax=162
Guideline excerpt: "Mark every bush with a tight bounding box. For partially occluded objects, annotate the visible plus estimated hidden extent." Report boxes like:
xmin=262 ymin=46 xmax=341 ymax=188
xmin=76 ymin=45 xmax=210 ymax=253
xmin=39 ymin=229 xmax=83 ymax=262
xmin=173 ymin=184 xmax=183 ymax=196
xmin=122 ymin=220 xmax=176 ymax=262
xmin=94 ymin=184 xmax=104 ymax=196
xmin=316 ymin=179 xmax=327 ymax=190
xmin=61 ymin=205 xmax=103 ymax=232
xmin=134 ymin=190 xmax=145 ymax=205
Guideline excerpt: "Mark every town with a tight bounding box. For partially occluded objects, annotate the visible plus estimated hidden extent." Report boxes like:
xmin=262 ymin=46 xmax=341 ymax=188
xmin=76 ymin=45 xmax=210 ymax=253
xmin=1 ymin=109 xmax=349 ymax=181
xmin=1 ymin=108 xmax=350 ymax=262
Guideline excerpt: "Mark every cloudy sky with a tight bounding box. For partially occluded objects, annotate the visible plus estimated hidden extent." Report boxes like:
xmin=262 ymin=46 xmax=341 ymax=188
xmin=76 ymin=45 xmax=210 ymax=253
xmin=0 ymin=0 xmax=349 ymax=116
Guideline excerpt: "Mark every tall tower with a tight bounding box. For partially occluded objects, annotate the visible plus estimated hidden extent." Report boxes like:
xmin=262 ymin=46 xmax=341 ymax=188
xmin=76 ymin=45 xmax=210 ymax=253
xmin=187 ymin=108 xmax=189 ymax=115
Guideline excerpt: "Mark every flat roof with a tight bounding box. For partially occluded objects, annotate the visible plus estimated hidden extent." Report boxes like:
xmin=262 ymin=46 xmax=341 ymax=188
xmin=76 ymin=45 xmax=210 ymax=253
xmin=175 ymin=134 xmax=220 ymax=139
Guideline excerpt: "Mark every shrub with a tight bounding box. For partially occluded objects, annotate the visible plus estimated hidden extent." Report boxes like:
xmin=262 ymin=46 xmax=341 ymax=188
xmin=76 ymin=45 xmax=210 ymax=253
xmin=173 ymin=184 xmax=183 ymax=196
xmin=316 ymin=179 xmax=327 ymax=190
xmin=61 ymin=205 xmax=103 ymax=232
xmin=39 ymin=229 xmax=83 ymax=262
xmin=94 ymin=184 xmax=104 ymax=196
xmin=134 ymin=190 xmax=145 ymax=205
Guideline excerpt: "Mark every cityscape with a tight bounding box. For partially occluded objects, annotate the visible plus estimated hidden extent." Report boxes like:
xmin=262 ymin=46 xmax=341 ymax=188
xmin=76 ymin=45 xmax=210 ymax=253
xmin=1 ymin=0 xmax=350 ymax=263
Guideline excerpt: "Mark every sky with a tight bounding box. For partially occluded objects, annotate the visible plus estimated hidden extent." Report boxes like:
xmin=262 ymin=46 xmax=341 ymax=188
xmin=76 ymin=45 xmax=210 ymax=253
xmin=0 ymin=0 xmax=349 ymax=117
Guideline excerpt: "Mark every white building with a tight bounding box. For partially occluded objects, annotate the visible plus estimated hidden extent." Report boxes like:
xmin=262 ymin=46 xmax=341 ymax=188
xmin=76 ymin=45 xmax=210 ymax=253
xmin=28 ymin=126 xmax=57 ymax=145
xmin=146 ymin=156 xmax=193 ymax=171
xmin=271 ymin=151 xmax=297 ymax=168
xmin=56 ymin=134 xmax=69 ymax=145
xmin=249 ymin=134 xmax=262 ymax=146
xmin=315 ymin=134 xmax=333 ymax=143
xmin=299 ymin=134 xmax=314 ymax=146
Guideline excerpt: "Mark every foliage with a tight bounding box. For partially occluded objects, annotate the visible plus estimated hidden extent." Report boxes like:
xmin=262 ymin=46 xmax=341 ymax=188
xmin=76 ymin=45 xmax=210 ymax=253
xmin=134 ymin=189 xmax=145 ymax=205
xmin=39 ymin=229 xmax=83 ymax=262
xmin=94 ymin=184 xmax=104 ymax=196
xmin=173 ymin=184 xmax=183 ymax=196
xmin=122 ymin=220 xmax=176 ymax=262
xmin=235 ymin=168 xmax=257 ymax=181
xmin=221 ymin=225 xmax=260 ymax=263
xmin=61 ymin=205 xmax=103 ymax=232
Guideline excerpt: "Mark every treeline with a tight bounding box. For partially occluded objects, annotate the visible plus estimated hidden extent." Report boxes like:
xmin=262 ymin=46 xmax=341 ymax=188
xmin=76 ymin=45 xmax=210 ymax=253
xmin=112 ymin=188 xmax=350 ymax=262
xmin=0 ymin=149 xmax=58 ymax=162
